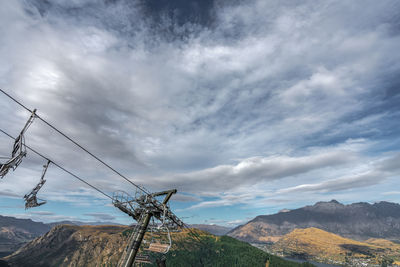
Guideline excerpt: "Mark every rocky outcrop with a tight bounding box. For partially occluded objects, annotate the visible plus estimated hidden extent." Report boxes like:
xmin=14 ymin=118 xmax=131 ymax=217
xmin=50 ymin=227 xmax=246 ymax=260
xmin=228 ymin=200 xmax=400 ymax=243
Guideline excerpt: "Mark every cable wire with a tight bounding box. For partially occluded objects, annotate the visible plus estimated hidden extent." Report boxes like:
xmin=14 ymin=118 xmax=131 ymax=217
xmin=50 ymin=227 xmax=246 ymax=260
xmin=0 ymin=88 xmax=187 ymax=232
xmin=0 ymin=88 xmax=148 ymax=194
xmin=1 ymin=126 xmax=209 ymax=255
xmin=0 ymin=128 xmax=113 ymax=200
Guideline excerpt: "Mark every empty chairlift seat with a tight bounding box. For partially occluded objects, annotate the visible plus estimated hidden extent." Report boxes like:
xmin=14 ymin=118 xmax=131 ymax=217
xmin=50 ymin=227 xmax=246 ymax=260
xmin=146 ymin=243 xmax=170 ymax=253
xmin=135 ymin=254 xmax=152 ymax=264
xmin=23 ymin=160 xmax=50 ymax=209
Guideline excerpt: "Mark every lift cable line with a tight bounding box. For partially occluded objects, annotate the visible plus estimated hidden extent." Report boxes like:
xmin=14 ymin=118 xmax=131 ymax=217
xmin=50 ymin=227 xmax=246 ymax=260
xmin=0 ymin=126 xmax=205 ymax=266
xmin=0 ymin=89 xmax=205 ymax=266
xmin=0 ymin=88 xmax=149 ymax=195
xmin=0 ymin=89 xmax=187 ymax=225
xmin=0 ymin=128 xmax=113 ymax=200
xmin=0 ymin=89 xmax=190 ymax=226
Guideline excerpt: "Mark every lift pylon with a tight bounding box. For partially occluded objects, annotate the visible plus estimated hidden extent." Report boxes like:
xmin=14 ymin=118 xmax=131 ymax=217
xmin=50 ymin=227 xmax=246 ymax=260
xmin=114 ymin=189 xmax=183 ymax=267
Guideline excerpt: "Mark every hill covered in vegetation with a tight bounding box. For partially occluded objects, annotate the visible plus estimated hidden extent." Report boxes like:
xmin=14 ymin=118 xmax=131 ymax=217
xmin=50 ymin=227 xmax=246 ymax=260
xmin=3 ymin=225 xmax=314 ymax=267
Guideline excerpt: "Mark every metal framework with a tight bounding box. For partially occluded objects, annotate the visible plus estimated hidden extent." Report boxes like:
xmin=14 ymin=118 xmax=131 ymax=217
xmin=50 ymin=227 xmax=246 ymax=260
xmin=23 ymin=160 xmax=50 ymax=209
xmin=114 ymin=189 xmax=184 ymax=267
xmin=0 ymin=109 xmax=36 ymax=179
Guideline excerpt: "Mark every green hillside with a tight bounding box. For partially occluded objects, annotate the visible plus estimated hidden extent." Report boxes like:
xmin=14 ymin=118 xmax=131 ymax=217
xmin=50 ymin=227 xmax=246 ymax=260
xmin=135 ymin=229 xmax=315 ymax=267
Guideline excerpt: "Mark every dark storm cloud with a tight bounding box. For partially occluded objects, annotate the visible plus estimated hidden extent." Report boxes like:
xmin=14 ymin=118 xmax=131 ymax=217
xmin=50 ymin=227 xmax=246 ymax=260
xmin=26 ymin=0 xmax=218 ymax=41
xmin=139 ymin=0 xmax=216 ymax=27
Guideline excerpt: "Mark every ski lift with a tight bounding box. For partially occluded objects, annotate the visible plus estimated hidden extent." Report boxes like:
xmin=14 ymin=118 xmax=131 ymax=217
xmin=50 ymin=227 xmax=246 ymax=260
xmin=0 ymin=109 xmax=36 ymax=179
xmin=23 ymin=160 xmax=50 ymax=209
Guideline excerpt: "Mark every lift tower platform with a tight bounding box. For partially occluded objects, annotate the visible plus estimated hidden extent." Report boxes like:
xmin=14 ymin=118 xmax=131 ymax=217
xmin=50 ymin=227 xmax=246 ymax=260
xmin=113 ymin=189 xmax=184 ymax=267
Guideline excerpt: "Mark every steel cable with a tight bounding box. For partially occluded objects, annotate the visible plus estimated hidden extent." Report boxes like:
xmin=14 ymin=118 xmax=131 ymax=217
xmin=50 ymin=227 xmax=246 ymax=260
xmin=0 ymin=128 xmax=113 ymax=200
xmin=0 ymin=88 xmax=149 ymax=194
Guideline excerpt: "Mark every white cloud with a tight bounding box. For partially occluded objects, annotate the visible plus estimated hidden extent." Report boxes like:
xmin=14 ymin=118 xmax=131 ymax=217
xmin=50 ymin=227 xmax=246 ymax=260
xmin=148 ymin=149 xmax=358 ymax=194
xmin=0 ymin=0 xmax=400 ymax=222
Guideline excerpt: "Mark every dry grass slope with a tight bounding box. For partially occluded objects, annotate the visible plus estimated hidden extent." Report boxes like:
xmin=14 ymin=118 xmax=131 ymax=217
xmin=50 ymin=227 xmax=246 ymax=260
xmin=272 ymin=227 xmax=400 ymax=265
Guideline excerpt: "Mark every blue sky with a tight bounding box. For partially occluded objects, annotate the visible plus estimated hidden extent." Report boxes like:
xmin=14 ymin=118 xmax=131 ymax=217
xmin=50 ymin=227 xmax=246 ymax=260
xmin=0 ymin=0 xmax=400 ymax=227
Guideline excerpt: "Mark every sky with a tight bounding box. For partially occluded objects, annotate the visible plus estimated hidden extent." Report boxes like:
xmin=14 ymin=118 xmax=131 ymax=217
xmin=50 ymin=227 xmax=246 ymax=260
xmin=0 ymin=0 xmax=400 ymax=227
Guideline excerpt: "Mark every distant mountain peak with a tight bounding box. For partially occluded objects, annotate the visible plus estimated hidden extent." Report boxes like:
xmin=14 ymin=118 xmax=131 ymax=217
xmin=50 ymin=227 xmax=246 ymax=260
xmin=314 ymin=199 xmax=343 ymax=206
xmin=228 ymin=200 xmax=400 ymax=243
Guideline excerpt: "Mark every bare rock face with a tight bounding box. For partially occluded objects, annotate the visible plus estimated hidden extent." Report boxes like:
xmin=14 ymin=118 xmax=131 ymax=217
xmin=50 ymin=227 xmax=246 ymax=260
xmin=228 ymin=200 xmax=400 ymax=243
xmin=5 ymin=225 xmax=128 ymax=267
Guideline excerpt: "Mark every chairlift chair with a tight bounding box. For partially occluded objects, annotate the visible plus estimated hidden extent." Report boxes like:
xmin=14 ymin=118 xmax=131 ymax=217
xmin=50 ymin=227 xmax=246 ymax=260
xmin=0 ymin=109 xmax=36 ymax=179
xmin=135 ymin=254 xmax=152 ymax=265
xmin=145 ymin=220 xmax=172 ymax=254
xmin=23 ymin=160 xmax=50 ymax=209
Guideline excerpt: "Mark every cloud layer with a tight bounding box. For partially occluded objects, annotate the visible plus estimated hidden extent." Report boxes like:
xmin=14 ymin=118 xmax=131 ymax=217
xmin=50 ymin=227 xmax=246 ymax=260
xmin=0 ymin=0 xmax=399 ymax=225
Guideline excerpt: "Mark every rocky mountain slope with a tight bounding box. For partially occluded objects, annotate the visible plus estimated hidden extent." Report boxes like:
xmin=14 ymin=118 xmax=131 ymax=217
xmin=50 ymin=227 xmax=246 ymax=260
xmin=0 ymin=215 xmax=124 ymax=257
xmin=0 ymin=216 xmax=51 ymax=257
xmin=270 ymin=228 xmax=400 ymax=266
xmin=228 ymin=200 xmax=400 ymax=243
xmin=5 ymin=225 xmax=126 ymax=267
xmin=3 ymin=224 xmax=314 ymax=267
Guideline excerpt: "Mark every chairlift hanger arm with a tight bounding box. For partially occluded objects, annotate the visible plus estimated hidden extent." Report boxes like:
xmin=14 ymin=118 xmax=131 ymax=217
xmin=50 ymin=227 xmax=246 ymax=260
xmin=0 ymin=110 xmax=37 ymax=179
xmin=23 ymin=159 xmax=51 ymax=209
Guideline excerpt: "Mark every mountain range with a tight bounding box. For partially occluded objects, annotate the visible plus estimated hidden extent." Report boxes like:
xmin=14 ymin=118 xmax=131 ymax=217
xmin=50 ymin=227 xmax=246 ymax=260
xmin=0 ymin=215 xmax=120 ymax=257
xmin=0 ymin=216 xmax=50 ymax=258
xmin=0 ymin=215 xmax=232 ymax=259
xmin=3 ymin=199 xmax=400 ymax=266
xmin=228 ymin=200 xmax=400 ymax=243
xmin=3 ymin=224 xmax=312 ymax=267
